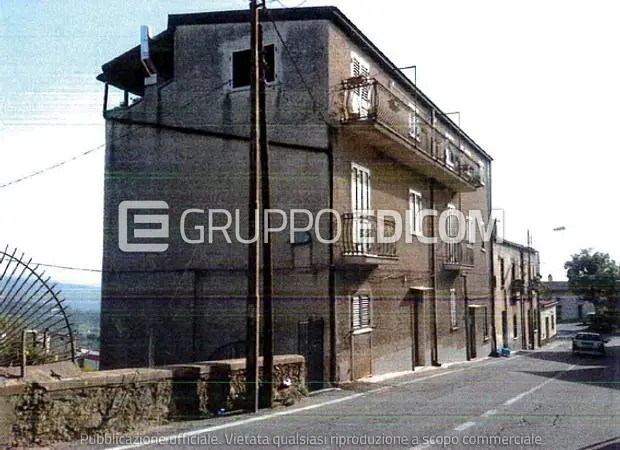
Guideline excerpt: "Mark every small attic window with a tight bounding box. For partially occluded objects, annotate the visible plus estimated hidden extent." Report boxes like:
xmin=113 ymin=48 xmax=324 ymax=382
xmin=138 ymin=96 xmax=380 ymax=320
xmin=232 ymin=44 xmax=276 ymax=89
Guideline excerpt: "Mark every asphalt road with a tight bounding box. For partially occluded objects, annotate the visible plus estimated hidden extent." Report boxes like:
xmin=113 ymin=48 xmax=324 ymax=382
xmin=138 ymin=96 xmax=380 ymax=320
xmin=68 ymin=332 xmax=619 ymax=450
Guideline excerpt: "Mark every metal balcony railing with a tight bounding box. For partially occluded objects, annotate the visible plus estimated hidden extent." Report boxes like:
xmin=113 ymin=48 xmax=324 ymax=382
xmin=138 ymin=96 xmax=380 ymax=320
xmin=341 ymin=213 xmax=398 ymax=259
xmin=340 ymin=76 xmax=483 ymax=187
xmin=441 ymin=241 xmax=475 ymax=269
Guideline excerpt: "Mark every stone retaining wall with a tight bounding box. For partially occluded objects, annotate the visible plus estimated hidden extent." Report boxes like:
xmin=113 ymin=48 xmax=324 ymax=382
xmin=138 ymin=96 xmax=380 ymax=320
xmin=0 ymin=355 xmax=305 ymax=447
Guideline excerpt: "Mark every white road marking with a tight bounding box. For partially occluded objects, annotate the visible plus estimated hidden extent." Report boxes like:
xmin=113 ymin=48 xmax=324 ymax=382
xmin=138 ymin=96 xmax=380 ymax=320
xmin=105 ymin=365 xmax=469 ymax=450
xmin=454 ymin=421 xmax=477 ymax=431
xmin=106 ymin=357 xmax=574 ymax=450
xmin=482 ymin=409 xmax=498 ymax=417
xmin=502 ymin=364 xmax=576 ymax=406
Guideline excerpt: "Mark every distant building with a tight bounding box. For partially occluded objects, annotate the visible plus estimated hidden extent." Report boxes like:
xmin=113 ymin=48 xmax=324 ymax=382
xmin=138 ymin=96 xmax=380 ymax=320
xmin=543 ymin=280 xmax=594 ymax=322
xmin=76 ymin=348 xmax=100 ymax=371
xmin=539 ymin=300 xmax=557 ymax=344
xmin=492 ymin=240 xmax=541 ymax=350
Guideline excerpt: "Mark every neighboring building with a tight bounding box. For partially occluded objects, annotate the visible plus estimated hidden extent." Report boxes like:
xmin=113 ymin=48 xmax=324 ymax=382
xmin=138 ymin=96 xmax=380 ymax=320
xmin=543 ymin=280 xmax=594 ymax=322
xmin=76 ymin=348 xmax=100 ymax=371
xmin=97 ymin=6 xmax=494 ymax=384
xmin=492 ymin=240 xmax=540 ymax=351
xmin=539 ymin=300 xmax=557 ymax=344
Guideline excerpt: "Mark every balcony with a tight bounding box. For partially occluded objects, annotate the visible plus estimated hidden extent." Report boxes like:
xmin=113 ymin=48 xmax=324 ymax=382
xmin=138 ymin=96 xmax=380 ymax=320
xmin=339 ymin=77 xmax=483 ymax=192
xmin=337 ymin=213 xmax=398 ymax=267
xmin=441 ymin=241 xmax=474 ymax=271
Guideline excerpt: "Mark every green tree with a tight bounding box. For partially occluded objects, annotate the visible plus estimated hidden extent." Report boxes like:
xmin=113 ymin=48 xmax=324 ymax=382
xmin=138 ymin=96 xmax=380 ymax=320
xmin=564 ymin=249 xmax=619 ymax=315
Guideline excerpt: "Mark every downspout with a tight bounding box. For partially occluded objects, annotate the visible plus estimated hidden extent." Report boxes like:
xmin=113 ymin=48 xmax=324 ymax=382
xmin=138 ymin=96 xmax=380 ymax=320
xmin=520 ymin=250 xmax=527 ymax=349
xmin=430 ymin=109 xmax=439 ymax=366
xmin=328 ymin=126 xmax=337 ymax=386
xmin=488 ymin=166 xmax=499 ymax=356
xmin=463 ymin=274 xmax=470 ymax=361
xmin=430 ymin=179 xmax=439 ymax=366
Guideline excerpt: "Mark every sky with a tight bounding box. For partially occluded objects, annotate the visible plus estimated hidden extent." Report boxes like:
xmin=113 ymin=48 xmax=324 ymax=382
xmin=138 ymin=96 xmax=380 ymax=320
xmin=1 ymin=0 xmax=619 ymax=285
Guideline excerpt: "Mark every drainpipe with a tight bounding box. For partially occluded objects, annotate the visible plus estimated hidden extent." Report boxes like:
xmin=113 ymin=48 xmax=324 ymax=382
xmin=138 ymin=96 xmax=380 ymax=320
xmin=488 ymin=167 xmax=499 ymax=356
xmin=430 ymin=179 xmax=439 ymax=366
xmin=328 ymin=127 xmax=337 ymax=386
xmin=520 ymin=250 xmax=527 ymax=350
xmin=463 ymin=274 xmax=470 ymax=361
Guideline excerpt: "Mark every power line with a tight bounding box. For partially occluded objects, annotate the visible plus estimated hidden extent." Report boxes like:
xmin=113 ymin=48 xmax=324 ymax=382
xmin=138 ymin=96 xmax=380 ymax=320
xmin=270 ymin=0 xmax=309 ymax=8
xmin=34 ymin=263 xmax=102 ymax=273
xmin=0 ymin=145 xmax=103 ymax=189
xmin=264 ymin=5 xmax=331 ymax=126
xmin=0 ymin=79 xmax=233 ymax=190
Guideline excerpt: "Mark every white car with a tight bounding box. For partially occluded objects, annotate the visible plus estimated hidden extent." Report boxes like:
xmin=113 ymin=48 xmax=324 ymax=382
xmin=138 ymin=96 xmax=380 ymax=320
xmin=572 ymin=332 xmax=609 ymax=357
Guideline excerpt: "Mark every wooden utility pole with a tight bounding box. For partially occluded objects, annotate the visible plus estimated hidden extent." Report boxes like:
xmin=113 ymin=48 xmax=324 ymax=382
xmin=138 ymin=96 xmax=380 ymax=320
xmin=258 ymin=14 xmax=275 ymax=409
xmin=246 ymin=0 xmax=274 ymax=411
xmin=246 ymin=0 xmax=261 ymax=413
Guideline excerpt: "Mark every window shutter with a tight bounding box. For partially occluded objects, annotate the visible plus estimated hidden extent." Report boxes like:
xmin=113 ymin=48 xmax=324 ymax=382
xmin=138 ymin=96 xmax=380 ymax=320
xmin=450 ymin=289 xmax=457 ymax=327
xmin=360 ymin=295 xmax=370 ymax=328
xmin=352 ymin=295 xmax=371 ymax=329
xmin=352 ymin=296 xmax=361 ymax=329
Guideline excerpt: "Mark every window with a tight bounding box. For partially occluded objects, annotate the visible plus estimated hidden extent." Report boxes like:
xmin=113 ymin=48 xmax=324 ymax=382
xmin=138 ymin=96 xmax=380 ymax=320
xmin=499 ymin=257 xmax=506 ymax=288
xmin=445 ymin=147 xmax=455 ymax=169
xmin=408 ymin=189 xmax=423 ymax=235
xmin=351 ymin=163 xmax=371 ymax=213
xmin=231 ymin=44 xmax=276 ymax=89
xmin=408 ymin=104 xmax=419 ymax=139
xmin=480 ymin=220 xmax=486 ymax=251
xmin=450 ymin=288 xmax=457 ymax=328
xmin=350 ymin=53 xmax=371 ymax=116
xmin=551 ymin=315 xmax=555 ymax=330
xmin=513 ymin=314 xmax=518 ymax=338
xmin=351 ymin=163 xmax=371 ymax=253
xmin=446 ymin=204 xmax=458 ymax=263
xmin=352 ymin=295 xmax=371 ymax=330
xmin=478 ymin=160 xmax=486 ymax=186
xmin=467 ymin=216 xmax=474 ymax=247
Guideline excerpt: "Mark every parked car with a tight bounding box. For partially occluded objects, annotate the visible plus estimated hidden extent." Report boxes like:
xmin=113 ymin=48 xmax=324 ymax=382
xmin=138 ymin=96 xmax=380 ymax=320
xmin=589 ymin=315 xmax=616 ymax=333
xmin=572 ymin=332 xmax=609 ymax=357
xmin=583 ymin=312 xmax=596 ymax=325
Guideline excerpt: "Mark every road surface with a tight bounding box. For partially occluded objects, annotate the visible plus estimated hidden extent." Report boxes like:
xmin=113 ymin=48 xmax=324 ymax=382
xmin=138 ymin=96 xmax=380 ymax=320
xmin=67 ymin=333 xmax=619 ymax=450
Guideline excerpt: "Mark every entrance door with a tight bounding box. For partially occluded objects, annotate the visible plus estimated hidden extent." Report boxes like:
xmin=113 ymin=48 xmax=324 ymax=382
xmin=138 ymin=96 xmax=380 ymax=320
xmin=545 ymin=317 xmax=550 ymax=343
xmin=410 ymin=290 xmax=424 ymax=367
xmin=468 ymin=307 xmax=477 ymax=359
xmin=501 ymin=310 xmax=508 ymax=348
xmin=298 ymin=317 xmax=325 ymax=391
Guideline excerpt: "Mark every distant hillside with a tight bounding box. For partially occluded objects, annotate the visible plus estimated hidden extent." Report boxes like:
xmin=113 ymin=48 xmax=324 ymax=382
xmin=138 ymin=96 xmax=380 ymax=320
xmin=59 ymin=282 xmax=101 ymax=312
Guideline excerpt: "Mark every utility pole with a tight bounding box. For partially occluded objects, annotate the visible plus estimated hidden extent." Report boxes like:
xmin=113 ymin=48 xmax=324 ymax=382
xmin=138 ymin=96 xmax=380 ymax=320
xmin=527 ymin=229 xmax=534 ymax=349
xmin=259 ymin=7 xmax=275 ymax=409
xmin=246 ymin=0 xmax=261 ymax=413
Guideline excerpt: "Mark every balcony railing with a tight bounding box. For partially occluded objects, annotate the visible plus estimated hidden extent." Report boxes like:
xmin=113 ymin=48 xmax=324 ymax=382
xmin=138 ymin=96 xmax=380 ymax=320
xmin=339 ymin=76 xmax=483 ymax=189
xmin=340 ymin=213 xmax=398 ymax=261
xmin=441 ymin=241 xmax=474 ymax=270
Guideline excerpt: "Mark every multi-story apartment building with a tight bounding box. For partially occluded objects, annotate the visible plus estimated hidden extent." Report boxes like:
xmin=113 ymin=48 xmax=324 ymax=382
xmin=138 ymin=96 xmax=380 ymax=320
xmin=492 ymin=240 xmax=541 ymax=351
xmin=97 ymin=6 xmax=494 ymax=384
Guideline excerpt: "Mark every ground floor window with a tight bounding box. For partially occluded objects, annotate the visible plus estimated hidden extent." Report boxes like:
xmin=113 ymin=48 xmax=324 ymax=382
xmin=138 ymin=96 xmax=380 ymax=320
xmin=450 ymin=289 xmax=457 ymax=328
xmin=352 ymin=295 xmax=371 ymax=330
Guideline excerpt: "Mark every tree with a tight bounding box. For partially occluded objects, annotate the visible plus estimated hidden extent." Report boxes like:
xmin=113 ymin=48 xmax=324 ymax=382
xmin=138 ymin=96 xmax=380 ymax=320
xmin=564 ymin=249 xmax=619 ymax=314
